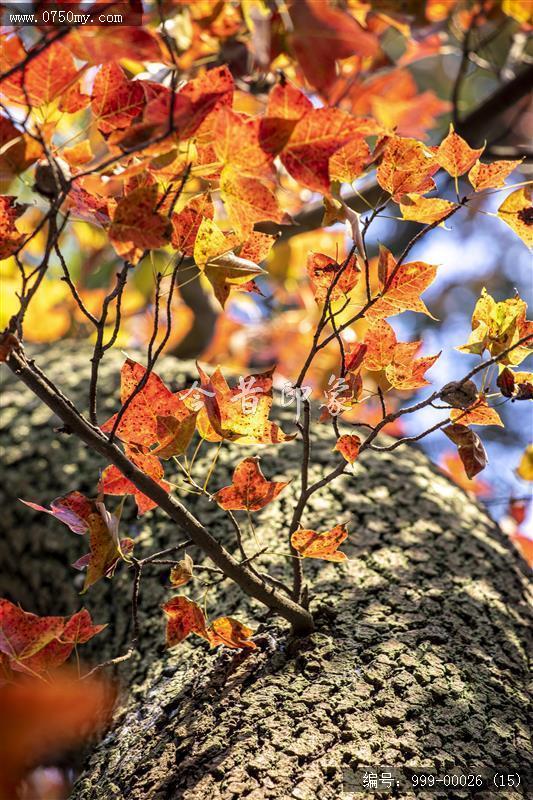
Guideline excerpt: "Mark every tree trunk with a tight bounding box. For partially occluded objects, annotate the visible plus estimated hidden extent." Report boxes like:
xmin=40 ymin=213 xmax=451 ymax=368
xmin=1 ymin=344 xmax=531 ymax=800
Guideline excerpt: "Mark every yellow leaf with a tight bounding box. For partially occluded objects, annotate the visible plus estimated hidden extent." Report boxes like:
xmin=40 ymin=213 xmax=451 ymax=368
xmin=497 ymin=186 xmax=533 ymax=248
xmin=399 ymin=193 xmax=457 ymax=224
xmin=516 ymin=445 xmax=533 ymax=481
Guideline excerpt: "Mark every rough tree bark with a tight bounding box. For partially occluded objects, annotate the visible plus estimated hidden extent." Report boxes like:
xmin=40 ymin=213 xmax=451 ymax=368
xmin=1 ymin=344 xmax=531 ymax=800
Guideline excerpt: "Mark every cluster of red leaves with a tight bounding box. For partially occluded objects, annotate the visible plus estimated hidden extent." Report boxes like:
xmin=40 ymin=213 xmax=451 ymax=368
xmin=0 ymin=599 xmax=105 ymax=681
xmin=162 ymin=596 xmax=256 ymax=651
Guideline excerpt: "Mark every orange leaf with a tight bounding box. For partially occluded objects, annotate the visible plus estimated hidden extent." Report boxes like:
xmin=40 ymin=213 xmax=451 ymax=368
xmin=307 ymin=252 xmax=360 ymax=303
xmin=195 ymin=365 xmax=294 ymax=445
xmin=169 ymin=554 xmax=194 ymax=588
xmin=385 ymin=342 xmax=440 ymax=390
xmin=91 ymin=63 xmax=145 ymax=135
xmin=399 ymin=193 xmax=458 ymax=224
xmin=171 ymin=193 xmax=213 ymax=256
xmin=62 ymin=140 xmax=93 ymax=167
xmin=109 ymin=185 xmax=172 ymax=263
xmin=213 ymin=107 xmax=272 ymax=175
xmin=280 ymin=108 xmax=369 ymax=194
xmin=510 ymin=533 xmax=533 ymax=569
xmin=289 ymin=0 xmax=379 ymax=91
xmin=214 ymin=457 xmax=289 ymax=511
xmin=207 ymin=617 xmax=257 ymax=650
xmin=450 ymin=396 xmax=504 ymax=427
xmin=291 ymin=524 xmax=348 ymax=561
xmin=435 ymin=124 xmax=484 ymax=177
xmin=329 ymin=136 xmax=371 ymax=183
xmin=0 ymin=196 xmax=25 ymax=258
xmin=220 ymin=165 xmax=282 ymax=239
xmin=439 ymin=452 xmax=492 ymax=497
xmin=259 ymin=80 xmax=312 ymax=156
xmin=376 ymin=136 xmax=438 ymax=200
xmin=101 ymin=359 xmax=189 ymax=447
xmin=497 ymin=186 xmax=533 ymax=248
xmin=100 ymin=444 xmax=169 ymax=516
xmin=363 ymin=320 xmax=397 ymax=370
xmin=366 ymin=261 xmax=437 ymax=319
xmin=162 ymin=596 xmax=209 ymax=647
xmin=468 ymin=159 xmax=522 ymax=191
xmin=334 ymin=434 xmax=361 ymax=464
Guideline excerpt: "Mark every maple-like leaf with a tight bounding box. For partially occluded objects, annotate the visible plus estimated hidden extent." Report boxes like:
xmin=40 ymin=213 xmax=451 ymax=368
xmin=100 ymin=444 xmax=170 ymax=516
xmin=344 ymin=342 xmax=367 ymax=374
xmin=207 ymin=617 xmax=257 ymax=650
xmin=329 ymin=136 xmax=371 ymax=183
xmin=376 ymin=136 xmax=438 ymax=200
xmin=468 ymin=159 xmax=522 ymax=191
xmin=280 ymin=108 xmax=370 ymax=194
xmin=1 ymin=38 xmax=80 ymax=107
xmin=109 ymin=185 xmax=172 ymax=263
xmin=213 ymin=107 xmax=272 ymax=175
xmin=443 ymin=423 xmax=488 ymax=479
xmin=399 ymin=194 xmax=457 ymax=225
xmin=0 ymin=600 xmax=104 ymax=677
xmin=195 ymin=365 xmax=294 ymax=445
xmin=457 ymin=288 xmax=532 ymax=366
xmin=151 ymin=412 xmax=198 ymax=459
xmin=58 ymin=80 xmax=91 ymax=114
xmin=334 ymin=434 xmax=361 ymax=464
xmin=169 ymin=554 xmax=194 ymax=588
xmin=259 ymin=80 xmax=312 ymax=156
xmin=291 ymin=524 xmax=348 ymax=561
xmin=366 ymin=261 xmax=438 ymax=319
xmin=220 ymin=165 xmax=283 ymax=239
xmin=0 ymin=196 xmax=25 ymax=259
xmin=385 ymin=342 xmax=440 ymax=390
xmin=497 ymin=186 xmax=533 ymax=248
xmin=193 ymin=218 xmax=266 ymax=307
xmin=162 ymin=596 xmax=209 ymax=647
xmin=450 ymin=397 xmax=504 ymax=427
xmin=288 ymin=0 xmax=379 ymax=92
xmin=91 ymin=63 xmax=145 ymax=135
xmin=171 ymin=193 xmax=214 ymax=256
xmin=101 ymin=358 xmax=190 ymax=447
xmin=363 ymin=320 xmax=397 ymax=370
xmin=214 ymin=457 xmax=289 ymax=511
xmin=21 ymin=490 xmax=94 ymax=534
xmin=435 ymin=124 xmax=484 ymax=177
xmin=307 ymin=252 xmax=360 ymax=303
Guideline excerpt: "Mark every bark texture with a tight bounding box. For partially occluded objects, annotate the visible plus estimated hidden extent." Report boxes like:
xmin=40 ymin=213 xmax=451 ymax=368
xmin=1 ymin=343 xmax=531 ymax=800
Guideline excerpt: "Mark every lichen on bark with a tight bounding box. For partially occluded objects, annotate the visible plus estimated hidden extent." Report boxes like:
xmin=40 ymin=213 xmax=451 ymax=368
xmin=1 ymin=343 xmax=531 ymax=799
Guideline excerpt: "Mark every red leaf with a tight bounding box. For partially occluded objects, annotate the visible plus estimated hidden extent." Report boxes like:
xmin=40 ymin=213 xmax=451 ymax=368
xmin=334 ymin=434 xmax=361 ymax=464
xmin=214 ymin=457 xmax=289 ymax=511
xmin=443 ymin=424 xmax=488 ymax=479
xmin=307 ymin=252 xmax=360 ymax=303
xmin=100 ymin=444 xmax=169 ymax=516
xmin=0 ymin=196 xmax=25 ymax=259
xmin=109 ymin=185 xmax=172 ymax=263
xmin=291 ymin=524 xmax=348 ymax=561
xmin=91 ymin=63 xmax=145 ymax=135
xmin=162 ymin=596 xmax=209 ymax=647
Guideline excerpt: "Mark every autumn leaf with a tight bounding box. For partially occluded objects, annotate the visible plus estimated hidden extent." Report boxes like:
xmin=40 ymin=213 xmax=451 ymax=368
xmin=169 ymin=554 xmax=194 ymax=588
xmin=214 ymin=457 xmax=289 ymax=511
xmin=363 ymin=320 xmax=397 ymax=370
xmin=151 ymin=412 xmax=198 ymax=459
xmin=101 ymin=359 xmax=189 ymax=447
xmin=376 ymin=136 xmax=438 ymax=200
xmin=259 ymin=80 xmax=312 ymax=156
xmin=344 ymin=342 xmax=367 ymax=374
xmin=291 ymin=524 xmax=348 ymax=562
xmin=329 ymin=136 xmax=371 ymax=183
xmin=100 ymin=444 xmax=170 ymax=516
xmin=0 ymin=196 xmax=25 ymax=258
xmin=399 ymin=193 xmax=457 ymax=224
xmin=468 ymin=159 xmax=522 ymax=191
xmin=195 ymin=364 xmax=294 ymax=445
xmin=443 ymin=423 xmax=488 ymax=479
xmin=280 ymin=107 xmax=370 ymax=194
xmin=385 ymin=342 xmax=440 ymax=390
xmin=516 ymin=445 xmax=533 ymax=481
xmin=366 ymin=261 xmax=438 ymax=319
xmin=207 ymin=617 xmax=257 ymax=650
xmin=0 ymin=600 xmax=105 ymax=677
xmin=497 ymin=368 xmax=533 ymax=400
xmin=450 ymin=396 xmax=504 ymax=427
xmin=497 ymin=186 xmax=533 ymax=248
xmin=334 ymin=435 xmax=361 ymax=464
xmin=510 ymin=533 xmax=533 ymax=569
xmin=213 ymin=107 xmax=272 ymax=175
xmin=171 ymin=193 xmax=214 ymax=256
xmin=307 ymin=252 xmax=360 ymax=303
xmin=288 ymin=0 xmax=379 ymax=92
xmin=162 ymin=596 xmax=209 ymax=647
xmin=435 ymin=124 xmax=484 ymax=177
xmin=91 ymin=63 xmax=145 ymax=135
xmin=457 ymin=288 xmax=532 ymax=366
xmin=21 ymin=490 xmax=95 ymax=534
xmin=109 ymin=185 xmax=172 ymax=263
xmin=439 ymin=452 xmax=492 ymax=497
xmin=220 ymin=165 xmax=283 ymax=239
